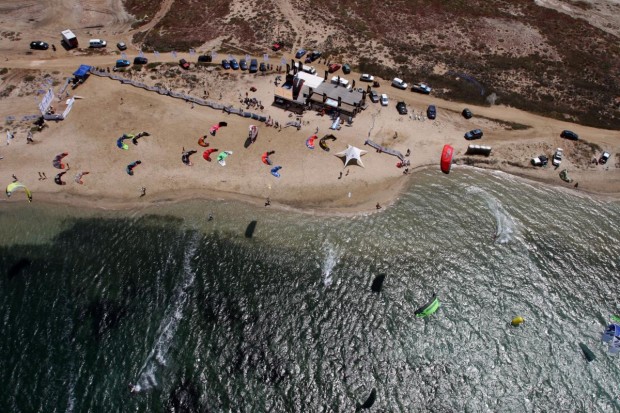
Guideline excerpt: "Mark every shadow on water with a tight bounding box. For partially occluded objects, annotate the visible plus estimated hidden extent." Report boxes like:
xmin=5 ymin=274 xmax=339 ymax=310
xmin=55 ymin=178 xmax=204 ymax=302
xmin=371 ymin=274 xmax=386 ymax=293
xmin=166 ymin=373 xmax=203 ymax=413
xmin=245 ymin=220 xmax=257 ymax=238
xmin=6 ymin=257 xmax=32 ymax=279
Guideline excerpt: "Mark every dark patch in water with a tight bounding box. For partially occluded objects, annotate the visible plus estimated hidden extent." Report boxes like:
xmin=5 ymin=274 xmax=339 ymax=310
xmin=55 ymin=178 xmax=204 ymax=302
xmin=371 ymin=274 xmax=386 ymax=293
xmin=87 ymin=299 xmax=128 ymax=340
xmin=245 ymin=220 xmax=257 ymax=238
xmin=166 ymin=376 xmax=202 ymax=413
xmin=356 ymin=388 xmax=377 ymax=410
xmin=7 ymin=258 xmax=31 ymax=279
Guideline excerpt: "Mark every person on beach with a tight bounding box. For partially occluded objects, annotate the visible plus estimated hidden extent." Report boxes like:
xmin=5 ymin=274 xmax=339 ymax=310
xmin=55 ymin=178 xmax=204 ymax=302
xmin=376 ymin=202 xmax=382 ymax=210
xmin=26 ymin=131 xmax=34 ymax=144
xmin=140 ymin=187 xmax=146 ymax=197
xmin=12 ymin=174 xmax=18 ymax=182
xmin=265 ymin=197 xmax=271 ymax=206
xmin=208 ymin=213 xmax=213 ymax=221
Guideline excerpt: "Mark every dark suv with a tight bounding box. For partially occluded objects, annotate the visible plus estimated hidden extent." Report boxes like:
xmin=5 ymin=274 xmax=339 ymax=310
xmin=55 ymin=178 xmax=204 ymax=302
xmin=464 ymin=129 xmax=483 ymax=140
xmin=427 ymin=105 xmax=436 ymax=119
xmin=462 ymin=108 xmax=473 ymax=119
xmin=309 ymin=51 xmax=321 ymax=61
xmin=396 ymin=101 xmax=408 ymax=115
xmin=30 ymin=41 xmax=49 ymax=50
xmin=133 ymin=57 xmax=148 ymax=65
xmin=560 ymin=130 xmax=579 ymax=140
xmin=249 ymin=59 xmax=258 ymax=73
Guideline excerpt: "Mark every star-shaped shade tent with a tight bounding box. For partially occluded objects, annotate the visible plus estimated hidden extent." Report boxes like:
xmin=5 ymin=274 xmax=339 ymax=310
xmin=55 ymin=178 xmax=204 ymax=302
xmin=335 ymin=145 xmax=368 ymax=168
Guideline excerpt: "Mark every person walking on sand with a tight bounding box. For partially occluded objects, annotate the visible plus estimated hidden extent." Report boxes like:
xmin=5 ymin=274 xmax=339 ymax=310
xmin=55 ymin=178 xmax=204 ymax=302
xmin=265 ymin=197 xmax=271 ymax=207
xmin=12 ymin=174 xmax=18 ymax=182
xmin=26 ymin=131 xmax=34 ymax=144
xmin=376 ymin=202 xmax=382 ymax=210
xmin=140 ymin=187 xmax=146 ymax=197
xmin=42 ymin=172 xmax=46 ymax=180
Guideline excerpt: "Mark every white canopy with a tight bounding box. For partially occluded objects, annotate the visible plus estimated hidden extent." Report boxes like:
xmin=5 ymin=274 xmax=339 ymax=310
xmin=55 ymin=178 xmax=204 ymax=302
xmin=335 ymin=145 xmax=367 ymax=168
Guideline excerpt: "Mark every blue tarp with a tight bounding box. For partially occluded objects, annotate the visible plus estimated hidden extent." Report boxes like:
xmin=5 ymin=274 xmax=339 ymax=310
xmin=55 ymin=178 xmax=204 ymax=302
xmin=73 ymin=65 xmax=92 ymax=78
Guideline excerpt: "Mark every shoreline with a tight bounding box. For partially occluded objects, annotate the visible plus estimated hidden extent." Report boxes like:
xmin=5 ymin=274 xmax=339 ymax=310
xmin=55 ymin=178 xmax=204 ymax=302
xmin=3 ymin=165 xmax=617 ymax=219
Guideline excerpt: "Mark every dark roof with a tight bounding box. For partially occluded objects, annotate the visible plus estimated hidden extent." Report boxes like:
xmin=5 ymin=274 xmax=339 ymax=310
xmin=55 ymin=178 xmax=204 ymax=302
xmin=313 ymin=82 xmax=363 ymax=106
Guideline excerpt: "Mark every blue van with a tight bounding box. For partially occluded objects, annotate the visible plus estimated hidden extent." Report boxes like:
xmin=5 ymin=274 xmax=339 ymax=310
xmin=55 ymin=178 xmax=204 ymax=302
xmin=249 ymin=59 xmax=258 ymax=73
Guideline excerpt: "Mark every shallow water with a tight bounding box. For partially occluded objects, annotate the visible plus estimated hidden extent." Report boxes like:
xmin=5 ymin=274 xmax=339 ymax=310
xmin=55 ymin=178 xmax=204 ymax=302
xmin=1 ymin=169 xmax=619 ymax=412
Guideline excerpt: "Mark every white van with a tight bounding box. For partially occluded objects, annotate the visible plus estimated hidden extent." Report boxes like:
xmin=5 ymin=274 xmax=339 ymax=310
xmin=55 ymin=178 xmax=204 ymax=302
xmin=392 ymin=77 xmax=408 ymax=90
xmin=331 ymin=76 xmax=351 ymax=89
xmin=293 ymin=62 xmax=317 ymax=75
xmin=89 ymin=39 xmax=107 ymax=48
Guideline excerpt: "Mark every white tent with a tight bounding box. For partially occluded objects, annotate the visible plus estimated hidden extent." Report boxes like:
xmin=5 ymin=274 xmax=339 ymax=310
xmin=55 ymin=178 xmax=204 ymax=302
xmin=335 ymin=145 xmax=367 ymax=168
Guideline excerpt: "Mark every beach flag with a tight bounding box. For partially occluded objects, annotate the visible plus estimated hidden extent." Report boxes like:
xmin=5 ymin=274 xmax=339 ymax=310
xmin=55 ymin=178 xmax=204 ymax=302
xmin=154 ymin=50 xmax=160 ymax=57
xmin=138 ymin=50 xmax=144 ymax=57
xmin=263 ymin=54 xmax=269 ymax=62
xmin=245 ymin=54 xmax=250 ymax=62
xmin=171 ymin=51 xmax=177 ymax=58
xmin=280 ymin=57 xmax=286 ymax=65
xmin=121 ymin=52 xmax=127 ymax=59
xmin=228 ymin=54 xmax=234 ymax=61
xmin=189 ymin=48 xmax=196 ymax=56
xmin=211 ymin=50 xmax=217 ymax=59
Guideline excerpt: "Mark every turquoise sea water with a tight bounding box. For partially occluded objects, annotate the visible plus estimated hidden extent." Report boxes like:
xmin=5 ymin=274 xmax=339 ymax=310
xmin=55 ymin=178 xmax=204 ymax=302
xmin=1 ymin=168 xmax=619 ymax=412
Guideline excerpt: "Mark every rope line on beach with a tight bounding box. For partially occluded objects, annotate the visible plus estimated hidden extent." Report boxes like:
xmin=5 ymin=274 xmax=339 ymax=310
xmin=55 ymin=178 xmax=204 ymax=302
xmin=364 ymin=139 xmax=405 ymax=162
xmin=367 ymin=112 xmax=378 ymax=138
xmin=89 ymin=68 xmax=268 ymax=123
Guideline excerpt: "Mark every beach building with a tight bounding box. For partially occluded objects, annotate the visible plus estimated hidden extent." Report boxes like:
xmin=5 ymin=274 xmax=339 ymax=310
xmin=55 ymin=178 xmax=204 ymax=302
xmin=273 ymin=61 xmax=366 ymax=118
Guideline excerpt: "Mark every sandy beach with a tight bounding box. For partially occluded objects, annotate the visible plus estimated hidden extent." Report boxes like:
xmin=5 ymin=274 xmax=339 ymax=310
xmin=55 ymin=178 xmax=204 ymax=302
xmin=1 ymin=21 xmax=619 ymax=214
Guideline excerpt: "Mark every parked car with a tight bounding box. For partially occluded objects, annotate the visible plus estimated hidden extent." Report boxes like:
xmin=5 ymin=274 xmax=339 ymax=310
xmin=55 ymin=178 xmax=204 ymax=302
xmin=272 ymin=42 xmax=282 ymax=51
xmin=197 ymin=54 xmax=212 ymax=63
xmin=89 ymin=39 xmax=107 ymax=48
xmin=239 ymin=59 xmax=248 ymax=70
xmin=259 ymin=62 xmax=266 ymax=72
xmin=249 ymin=59 xmax=258 ymax=73
xmin=531 ymin=155 xmax=549 ymax=166
xmin=115 ymin=59 xmax=131 ymax=68
xmin=552 ymin=148 xmax=563 ymax=167
xmin=561 ymin=130 xmax=579 ymax=141
xmin=411 ymin=83 xmax=432 ymax=94
xmin=221 ymin=59 xmax=231 ymax=69
xmin=116 ymin=42 xmax=127 ymax=51
xmin=230 ymin=59 xmax=239 ymax=70
xmin=30 ymin=41 xmax=49 ymax=50
xmin=360 ymin=73 xmax=374 ymax=82
xmin=392 ymin=78 xmax=408 ymax=90
xmin=328 ymin=63 xmax=341 ymax=73
xmin=599 ymin=151 xmax=611 ymax=164
xmin=295 ymin=49 xmax=307 ymax=58
xmin=462 ymin=108 xmax=473 ymax=119
xmin=380 ymin=94 xmax=389 ymax=106
xmin=309 ymin=51 xmax=321 ymax=61
xmin=464 ymin=129 xmax=483 ymax=140
xmin=342 ymin=63 xmax=351 ymax=74
xmin=396 ymin=101 xmax=408 ymax=115
xmin=133 ymin=56 xmax=148 ymax=65
xmin=427 ymin=105 xmax=436 ymax=120
xmin=179 ymin=59 xmax=190 ymax=69
xmin=369 ymin=90 xmax=379 ymax=103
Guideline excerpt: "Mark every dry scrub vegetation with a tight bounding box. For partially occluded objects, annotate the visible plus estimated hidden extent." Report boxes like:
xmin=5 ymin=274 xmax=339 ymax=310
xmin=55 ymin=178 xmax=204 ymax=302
xmin=123 ymin=0 xmax=620 ymax=129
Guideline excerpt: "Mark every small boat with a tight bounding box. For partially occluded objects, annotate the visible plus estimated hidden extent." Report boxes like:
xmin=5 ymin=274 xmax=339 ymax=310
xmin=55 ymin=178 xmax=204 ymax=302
xmin=440 ymin=144 xmax=453 ymax=174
